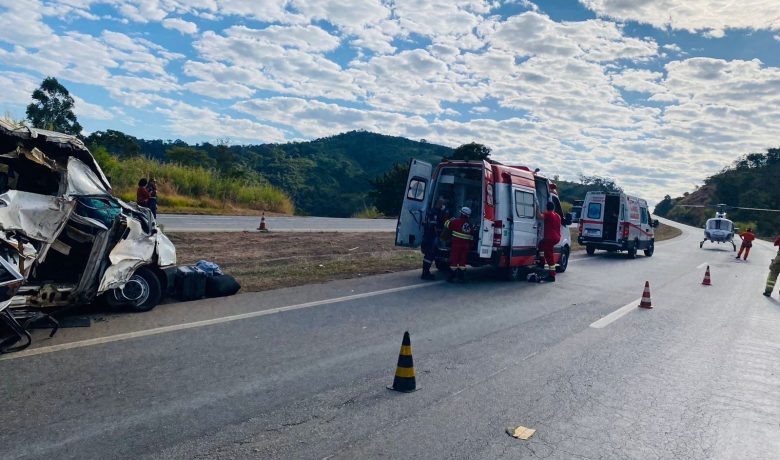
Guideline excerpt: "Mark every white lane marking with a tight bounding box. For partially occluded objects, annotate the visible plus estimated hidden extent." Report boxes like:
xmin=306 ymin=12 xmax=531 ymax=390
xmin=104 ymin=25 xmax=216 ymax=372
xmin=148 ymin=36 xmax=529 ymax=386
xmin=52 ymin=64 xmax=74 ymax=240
xmin=589 ymin=298 xmax=641 ymax=329
xmin=696 ymin=262 xmax=709 ymax=269
xmin=1 ymin=282 xmax=442 ymax=361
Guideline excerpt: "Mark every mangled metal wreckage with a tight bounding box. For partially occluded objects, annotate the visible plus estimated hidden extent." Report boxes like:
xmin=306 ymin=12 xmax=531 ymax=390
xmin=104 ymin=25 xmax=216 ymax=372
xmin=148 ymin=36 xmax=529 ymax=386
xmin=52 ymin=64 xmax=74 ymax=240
xmin=0 ymin=120 xmax=176 ymax=352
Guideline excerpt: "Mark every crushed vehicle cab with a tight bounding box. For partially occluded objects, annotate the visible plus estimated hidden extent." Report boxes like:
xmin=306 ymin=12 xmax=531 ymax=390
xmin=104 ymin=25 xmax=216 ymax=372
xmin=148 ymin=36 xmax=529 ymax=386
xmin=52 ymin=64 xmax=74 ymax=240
xmin=0 ymin=120 xmax=176 ymax=313
xmin=396 ymin=158 xmax=572 ymax=280
xmin=577 ymin=191 xmax=658 ymax=258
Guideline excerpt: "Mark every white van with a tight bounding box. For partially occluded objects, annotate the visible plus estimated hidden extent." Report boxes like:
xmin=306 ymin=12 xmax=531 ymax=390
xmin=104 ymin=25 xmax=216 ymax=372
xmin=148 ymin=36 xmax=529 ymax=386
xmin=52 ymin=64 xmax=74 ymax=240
xmin=578 ymin=191 xmax=658 ymax=258
xmin=396 ymin=159 xmax=572 ymax=279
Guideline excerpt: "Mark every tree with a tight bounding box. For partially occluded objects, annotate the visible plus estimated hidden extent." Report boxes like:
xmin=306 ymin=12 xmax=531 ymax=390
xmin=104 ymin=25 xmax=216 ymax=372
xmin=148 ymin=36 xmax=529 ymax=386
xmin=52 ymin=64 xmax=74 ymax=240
xmin=166 ymin=146 xmax=214 ymax=168
xmin=86 ymin=130 xmax=141 ymax=157
xmin=26 ymin=77 xmax=83 ymax=136
xmin=369 ymin=162 xmax=410 ymax=216
xmin=446 ymin=142 xmax=491 ymax=161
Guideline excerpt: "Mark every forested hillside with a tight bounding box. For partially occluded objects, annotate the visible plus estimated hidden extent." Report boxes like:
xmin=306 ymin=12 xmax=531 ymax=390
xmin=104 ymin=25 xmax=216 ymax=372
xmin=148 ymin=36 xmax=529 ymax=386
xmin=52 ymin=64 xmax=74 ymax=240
xmin=654 ymin=148 xmax=780 ymax=236
xmin=88 ymin=130 xmax=448 ymax=217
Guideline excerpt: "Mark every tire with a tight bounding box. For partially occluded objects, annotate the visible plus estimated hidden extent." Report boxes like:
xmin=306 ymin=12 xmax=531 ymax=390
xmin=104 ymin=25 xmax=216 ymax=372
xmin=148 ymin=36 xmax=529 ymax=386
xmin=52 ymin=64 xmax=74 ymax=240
xmin=586 ymin=245 xmax=595 ymax=256
xmin=435 ymin=259 xmax=451 ymax=272
xmin=627 ymin=242 xmax=638 ymax=259
xmin=644 ymin=240 xmax=654 ymax=257
xmin=556 ymin=246 xmax=570 ymax=273
xmin=106 ymin=266 xmax=163 ymax=313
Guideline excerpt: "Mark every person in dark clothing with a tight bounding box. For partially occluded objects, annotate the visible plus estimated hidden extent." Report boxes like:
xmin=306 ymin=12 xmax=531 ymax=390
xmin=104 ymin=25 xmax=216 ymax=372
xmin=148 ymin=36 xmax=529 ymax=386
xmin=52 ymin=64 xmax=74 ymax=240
xmin=420 ymin=196 xmax=450 ymax=280
xmin=537 ymin=201 xmax=562 ymax=282
xmin=136 ymin=178 xmax=150 ymax=208
xmin=146 ymin=178 xmax=158 ymax=217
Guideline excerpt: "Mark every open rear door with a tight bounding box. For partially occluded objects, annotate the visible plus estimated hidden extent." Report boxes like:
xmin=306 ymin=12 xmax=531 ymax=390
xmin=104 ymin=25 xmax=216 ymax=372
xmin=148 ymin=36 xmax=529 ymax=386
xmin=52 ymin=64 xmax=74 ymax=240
xmin=478 ymin=161 xmax=494 ymax=258
xmin=395 ymin=159 xmax=432 ymax=248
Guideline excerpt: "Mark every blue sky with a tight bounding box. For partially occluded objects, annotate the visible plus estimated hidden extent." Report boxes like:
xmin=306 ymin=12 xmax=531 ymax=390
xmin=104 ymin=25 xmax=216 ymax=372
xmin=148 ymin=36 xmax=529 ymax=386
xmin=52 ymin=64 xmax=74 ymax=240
xmin=2 ymin=0 xmax=780 ymax=202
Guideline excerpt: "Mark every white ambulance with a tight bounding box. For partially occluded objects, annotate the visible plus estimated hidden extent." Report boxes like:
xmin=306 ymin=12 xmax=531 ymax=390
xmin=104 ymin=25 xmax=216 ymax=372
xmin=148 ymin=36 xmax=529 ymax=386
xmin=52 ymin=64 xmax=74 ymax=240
xmin=395 ymin=159 xmax=572 ymax=280
xmin=577 ymin=191 xmax=659 ymax=258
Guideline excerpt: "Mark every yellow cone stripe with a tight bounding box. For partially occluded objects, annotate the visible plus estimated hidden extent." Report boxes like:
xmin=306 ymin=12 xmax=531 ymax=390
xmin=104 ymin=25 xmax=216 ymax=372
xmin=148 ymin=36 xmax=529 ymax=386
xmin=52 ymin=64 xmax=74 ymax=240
xmin=394 ymin=367 xmax=416 ymax=378
xmin=400 ymin=345 xmax=413 ymax=355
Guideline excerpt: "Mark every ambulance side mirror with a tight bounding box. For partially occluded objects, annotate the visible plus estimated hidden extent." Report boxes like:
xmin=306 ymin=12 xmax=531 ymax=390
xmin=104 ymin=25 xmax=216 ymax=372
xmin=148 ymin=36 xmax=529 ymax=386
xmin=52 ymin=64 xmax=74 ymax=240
xmin=563 ymin=213 xmax=573 ymax=226
xmin=651 ymin=219 xmax=660 ymax=228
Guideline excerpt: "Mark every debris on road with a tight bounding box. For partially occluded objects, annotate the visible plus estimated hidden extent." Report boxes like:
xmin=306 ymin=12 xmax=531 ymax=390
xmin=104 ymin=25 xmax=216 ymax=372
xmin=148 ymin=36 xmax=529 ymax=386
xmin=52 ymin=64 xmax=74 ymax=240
xmin=506 ymin=425 xmax=536 ymax=440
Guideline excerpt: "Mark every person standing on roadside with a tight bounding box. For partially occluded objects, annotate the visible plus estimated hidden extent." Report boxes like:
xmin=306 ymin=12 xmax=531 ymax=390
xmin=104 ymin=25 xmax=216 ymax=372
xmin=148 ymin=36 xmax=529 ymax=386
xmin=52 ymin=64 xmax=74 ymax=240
xmin=536 ymin=201 xmax=562 ymax=282
xmin=763 ymin=234 xmax=780 ymax=297
xmin=737 ymin=227 xmax=756 ymax=261
xmin=147 ymin=178 xmax=158 ymax=217
xmin=445 ymin=206 xmax=475 ymax=283
xmin=420 ymin=196 xmax=449 ymax=280
xmin=136 ymin=178 xmax=150 ymax=209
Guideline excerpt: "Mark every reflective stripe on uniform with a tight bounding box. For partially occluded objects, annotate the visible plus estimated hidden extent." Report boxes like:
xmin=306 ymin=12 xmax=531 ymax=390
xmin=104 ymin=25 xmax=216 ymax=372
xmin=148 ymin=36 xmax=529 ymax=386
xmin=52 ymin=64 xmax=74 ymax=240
xmin=452 ymin=231 xmax=473 ymax=240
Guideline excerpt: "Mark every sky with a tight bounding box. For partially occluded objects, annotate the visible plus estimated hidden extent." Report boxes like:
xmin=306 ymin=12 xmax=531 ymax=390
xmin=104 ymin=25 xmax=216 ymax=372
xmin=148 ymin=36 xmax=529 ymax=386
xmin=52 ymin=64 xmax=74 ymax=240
xmin=2 ymin=0 xmax=780 ymax=202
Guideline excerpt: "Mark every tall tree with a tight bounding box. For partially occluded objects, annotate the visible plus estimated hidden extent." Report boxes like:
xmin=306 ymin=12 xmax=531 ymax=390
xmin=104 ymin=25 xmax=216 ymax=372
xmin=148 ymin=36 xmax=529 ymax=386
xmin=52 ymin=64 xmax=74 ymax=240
xmin=446 ymin=142 xmax=491 ymax=161
xmin=166 ymin=146 xmax=214 ymax=168
xmin=26 ymin=77 xmax=83 ymax=136
xmin=369 ymin=162 xmax=410 ymax=216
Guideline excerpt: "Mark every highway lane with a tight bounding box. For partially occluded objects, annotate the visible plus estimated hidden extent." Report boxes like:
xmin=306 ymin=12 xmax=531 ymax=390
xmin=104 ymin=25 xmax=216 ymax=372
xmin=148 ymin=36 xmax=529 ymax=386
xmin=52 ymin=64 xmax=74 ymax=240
xmin=2 ymin=220 xmax=779 ymax=459
xmin=156 ymin=213 xmax=397 ymax=232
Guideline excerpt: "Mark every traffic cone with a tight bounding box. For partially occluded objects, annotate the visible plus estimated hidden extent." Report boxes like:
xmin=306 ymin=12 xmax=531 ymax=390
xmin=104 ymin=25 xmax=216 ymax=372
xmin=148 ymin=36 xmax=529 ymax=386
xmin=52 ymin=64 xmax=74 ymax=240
xmin=257 ymin=212 xmax=268 ymax=232
xmin=388 ymin=331 xmax=418 ymax=392
xmin=638 ymin=281 xmax=652 ymax=309
xmin=701 ymin=266 xmax=712 ymax=286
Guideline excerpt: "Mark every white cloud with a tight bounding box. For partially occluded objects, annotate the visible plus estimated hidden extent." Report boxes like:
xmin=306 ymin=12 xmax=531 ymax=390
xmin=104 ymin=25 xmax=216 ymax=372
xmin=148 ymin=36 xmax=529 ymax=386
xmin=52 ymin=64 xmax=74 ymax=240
xmin=162 ymin=18 xmax=198 ymax=35
xmin=580 ymin=0 xmax=780 ymax=36
xmin=73 ymin=96 xmax=114 ymax=120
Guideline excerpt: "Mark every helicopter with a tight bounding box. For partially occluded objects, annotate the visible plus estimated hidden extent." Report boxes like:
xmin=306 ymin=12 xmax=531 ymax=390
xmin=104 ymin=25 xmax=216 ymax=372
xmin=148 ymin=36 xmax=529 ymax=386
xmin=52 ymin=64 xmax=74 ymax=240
xmin=680 ymin=203 xmax=780 ymax=250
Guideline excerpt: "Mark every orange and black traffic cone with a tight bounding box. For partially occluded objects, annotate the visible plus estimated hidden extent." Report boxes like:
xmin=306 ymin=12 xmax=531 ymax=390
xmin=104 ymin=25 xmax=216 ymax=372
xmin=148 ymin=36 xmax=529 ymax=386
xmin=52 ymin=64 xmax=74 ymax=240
xmin=701 ymin=266 xmax=711 ymax=286
xmin=257 ymin=212 xmax=268 ymax=232
xmin=388 ymin=331 xmax=418 ymax=392
xmin=638 ymin=281 xmax=652 ymax=309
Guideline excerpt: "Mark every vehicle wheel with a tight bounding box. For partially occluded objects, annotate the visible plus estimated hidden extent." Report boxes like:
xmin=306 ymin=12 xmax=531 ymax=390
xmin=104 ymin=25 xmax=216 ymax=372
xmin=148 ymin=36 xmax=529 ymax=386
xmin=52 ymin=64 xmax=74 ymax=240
xmin=586 ymin=245 xmax=595 ymax=256
xmin=644 ymin=240 xmax=654 ymax=257
xmin=627 ymin=242 xmax=638 ymax=259
xmin=556 ymin=246 xmax=570 ymax=273
xmin=435 ymin=259 xmax=451 ymax=272
xmin=106 ymin=267 xmax=163 ymax=313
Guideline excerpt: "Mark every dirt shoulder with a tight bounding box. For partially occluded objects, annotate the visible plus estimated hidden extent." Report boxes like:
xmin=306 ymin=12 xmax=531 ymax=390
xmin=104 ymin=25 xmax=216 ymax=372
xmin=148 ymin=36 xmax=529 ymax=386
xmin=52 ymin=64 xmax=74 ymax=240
xmin=169 ymin=223 xmax=682 ymax=293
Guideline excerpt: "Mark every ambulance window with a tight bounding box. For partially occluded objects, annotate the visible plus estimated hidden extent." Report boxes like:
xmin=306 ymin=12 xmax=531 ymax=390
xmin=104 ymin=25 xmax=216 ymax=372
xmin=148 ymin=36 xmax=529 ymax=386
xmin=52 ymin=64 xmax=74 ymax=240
xmin=587 ymin=202 xmax=602 ymax=219
xmin=640 ymin=208 xmax=648 ymax=224
xmin=406 ymin=178 xmax=427 ymax=201
xmin=515 ymin=190 xmax=535 ymax=218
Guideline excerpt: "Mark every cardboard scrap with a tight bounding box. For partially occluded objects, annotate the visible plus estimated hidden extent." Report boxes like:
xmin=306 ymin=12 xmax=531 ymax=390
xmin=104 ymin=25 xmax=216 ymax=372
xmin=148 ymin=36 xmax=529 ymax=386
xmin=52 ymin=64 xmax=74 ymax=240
xmin=506 ymin=425 xmax=536 ymax=440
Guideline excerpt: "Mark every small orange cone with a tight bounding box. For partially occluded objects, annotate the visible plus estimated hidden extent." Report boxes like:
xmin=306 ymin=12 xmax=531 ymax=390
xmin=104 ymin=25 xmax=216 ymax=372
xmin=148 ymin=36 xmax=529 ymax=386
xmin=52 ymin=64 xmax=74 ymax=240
xmin=638 ymin=281 xmax=652 ymax=309
xmin=257 ymin=212 xmax=269 ymax=232
xmin=388 ymin=331 xmax=418 ymax=392
xmin=701 ymin=266 xmax=711 ymax=286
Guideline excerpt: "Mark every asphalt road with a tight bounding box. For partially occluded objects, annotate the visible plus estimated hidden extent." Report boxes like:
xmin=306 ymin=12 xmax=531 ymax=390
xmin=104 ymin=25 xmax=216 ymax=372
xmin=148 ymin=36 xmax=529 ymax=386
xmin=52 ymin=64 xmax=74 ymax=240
xmin=2 ymin=220 xmax=779 ymax=459
xmin=156 ymin=214 xmax=397 ymax=232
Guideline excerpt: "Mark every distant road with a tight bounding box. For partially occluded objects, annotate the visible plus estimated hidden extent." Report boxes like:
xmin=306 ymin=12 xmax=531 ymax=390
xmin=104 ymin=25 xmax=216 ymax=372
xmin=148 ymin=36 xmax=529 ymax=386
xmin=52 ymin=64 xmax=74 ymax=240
xmin=156 ymin=214 xmax=397 ymax=232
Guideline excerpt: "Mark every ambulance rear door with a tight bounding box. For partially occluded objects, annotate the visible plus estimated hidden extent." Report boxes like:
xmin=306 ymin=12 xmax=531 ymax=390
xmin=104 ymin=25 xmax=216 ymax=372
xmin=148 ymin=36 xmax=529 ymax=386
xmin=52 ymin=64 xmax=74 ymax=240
xmin=478 ymin=161 xmax=495 ymax=258
xmin=581 ymin=192 xmax=605 ymax=239
xmin=395 ymin=159 xmax=432 ymax=248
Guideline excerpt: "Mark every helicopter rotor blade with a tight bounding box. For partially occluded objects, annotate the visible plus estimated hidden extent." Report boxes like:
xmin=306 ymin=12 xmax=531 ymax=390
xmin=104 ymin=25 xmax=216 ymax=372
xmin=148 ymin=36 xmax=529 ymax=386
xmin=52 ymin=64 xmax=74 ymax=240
xmin=729 ymin=206 xmax=780 ymax=213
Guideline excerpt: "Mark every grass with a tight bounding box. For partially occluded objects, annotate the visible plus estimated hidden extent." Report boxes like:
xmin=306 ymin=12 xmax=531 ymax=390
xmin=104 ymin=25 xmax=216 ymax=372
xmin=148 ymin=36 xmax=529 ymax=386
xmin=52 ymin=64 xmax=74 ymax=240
xmin=569 ymin=223 xmax=682 ymax=252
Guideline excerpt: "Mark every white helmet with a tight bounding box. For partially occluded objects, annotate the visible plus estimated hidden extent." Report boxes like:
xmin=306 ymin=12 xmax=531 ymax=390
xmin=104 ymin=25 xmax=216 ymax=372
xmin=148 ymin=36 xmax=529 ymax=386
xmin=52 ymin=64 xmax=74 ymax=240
xmin=460 ymin=206 xmax=471 ymax=216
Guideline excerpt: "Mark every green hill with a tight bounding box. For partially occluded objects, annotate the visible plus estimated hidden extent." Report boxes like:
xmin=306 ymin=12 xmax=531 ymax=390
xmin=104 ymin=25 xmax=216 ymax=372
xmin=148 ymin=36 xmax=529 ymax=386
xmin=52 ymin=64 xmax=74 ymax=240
xmin=654 ymin=148 xmax=780 ymax=237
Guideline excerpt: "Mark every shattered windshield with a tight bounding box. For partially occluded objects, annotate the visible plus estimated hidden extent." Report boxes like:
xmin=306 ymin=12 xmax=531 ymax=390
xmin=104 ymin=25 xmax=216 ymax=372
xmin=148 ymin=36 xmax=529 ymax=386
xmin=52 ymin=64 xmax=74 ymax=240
xmin=66 ymin=157 xmax=110 ymax=196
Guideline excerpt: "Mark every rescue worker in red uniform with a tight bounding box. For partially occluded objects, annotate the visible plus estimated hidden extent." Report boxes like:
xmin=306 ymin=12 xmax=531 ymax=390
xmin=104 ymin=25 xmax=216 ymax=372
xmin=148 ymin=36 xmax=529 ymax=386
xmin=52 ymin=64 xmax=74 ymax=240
xmin=537 ymin=201 xmax=562 ymax=282
xmin=445 ymin=207 xmax=474 ymax=283
xmin=737 ymin=228 xmax=756 ymax=261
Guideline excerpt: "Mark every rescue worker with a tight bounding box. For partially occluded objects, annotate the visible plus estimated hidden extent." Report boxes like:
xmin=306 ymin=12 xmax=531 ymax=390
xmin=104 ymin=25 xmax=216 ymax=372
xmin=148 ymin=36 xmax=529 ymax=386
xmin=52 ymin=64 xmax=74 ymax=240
xmin=762 ymin=234 xmax=780 ymax=297
xmin=737 ymin=227 xmax=756 ymax=260
xmin=445 ymin=207 xmax=474 ymax=283
xmin=420 ymin=196 xmax=449 ymax=280
xmin=147 ymin=178 xmax=158 ymax=217
xmin=536 ymin=201 xmax=562 ymax=282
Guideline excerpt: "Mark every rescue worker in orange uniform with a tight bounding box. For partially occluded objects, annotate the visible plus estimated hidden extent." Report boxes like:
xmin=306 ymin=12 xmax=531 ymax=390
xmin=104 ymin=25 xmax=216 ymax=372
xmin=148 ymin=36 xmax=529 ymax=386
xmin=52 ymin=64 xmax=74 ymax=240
xmin=762 ymin=234 xmax=780 ymax=297
xmin=537 ymin=201 xmax=562 ymax=282
xmin=737 ymin=228 xmax=756 ymax=261
xmin=445 ymin=207 xmax=474 ymax=283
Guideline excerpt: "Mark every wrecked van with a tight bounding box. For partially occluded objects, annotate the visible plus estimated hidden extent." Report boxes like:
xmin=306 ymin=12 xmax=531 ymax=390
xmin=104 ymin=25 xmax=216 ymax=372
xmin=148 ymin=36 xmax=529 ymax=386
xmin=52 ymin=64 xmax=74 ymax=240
xmin=0 ymin=120 xmax=176 ymax=313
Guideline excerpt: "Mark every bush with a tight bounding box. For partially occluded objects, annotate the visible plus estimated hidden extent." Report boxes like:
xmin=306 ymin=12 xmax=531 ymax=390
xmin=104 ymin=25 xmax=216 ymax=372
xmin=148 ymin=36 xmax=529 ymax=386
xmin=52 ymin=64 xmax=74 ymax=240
xmin=94 ymin=154 xmax=294 ymax=214
xmin=352 ymin=206 xmax=384 ymax=218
